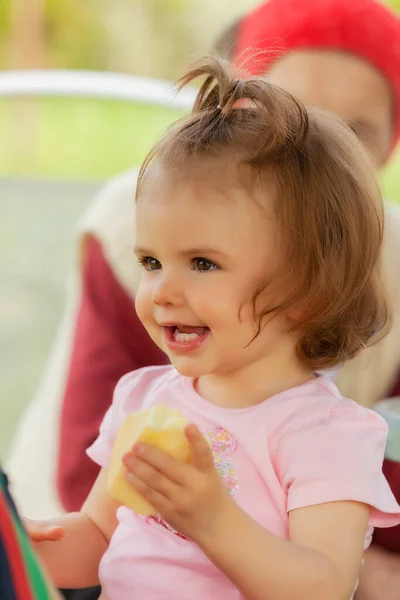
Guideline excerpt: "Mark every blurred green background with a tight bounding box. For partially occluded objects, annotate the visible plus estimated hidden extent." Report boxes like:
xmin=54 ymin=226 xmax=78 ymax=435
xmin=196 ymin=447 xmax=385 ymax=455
xmin=0 ymin=0 xmax=399 ymax=457
xmin=0 ymin=0 xmax=399 ymax=186
xmin=0 ymin=0 xmax=256 ymax=181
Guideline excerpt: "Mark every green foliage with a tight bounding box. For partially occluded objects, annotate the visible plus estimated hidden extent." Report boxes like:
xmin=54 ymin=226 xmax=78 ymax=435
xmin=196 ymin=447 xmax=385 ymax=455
xmin=44 ymin=0 xmax=107 ymax=69
xmin=0 ymin=0 xmax=10 ymax=32
xmin=0 ymin=1 xmax=10 ymax=68
xmin=0 ymin=0 xmax=399 ymax=188
xmin=0 ymin=97 xmax=398 ymax=206
xmin=0 ymin=98 xmax=184 ymax=179
xmin=0 ymin=1 xmax=398 ymax=73
xmin=0 ymin=0 xmax=251 ymax=76
xmin=385 ymin=0 xmax=400 ymax=11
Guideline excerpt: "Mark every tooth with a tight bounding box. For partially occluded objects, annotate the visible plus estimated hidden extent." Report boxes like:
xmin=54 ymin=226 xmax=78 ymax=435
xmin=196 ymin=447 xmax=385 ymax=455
xmin=174 ymin=331 xmax=199 ymax=342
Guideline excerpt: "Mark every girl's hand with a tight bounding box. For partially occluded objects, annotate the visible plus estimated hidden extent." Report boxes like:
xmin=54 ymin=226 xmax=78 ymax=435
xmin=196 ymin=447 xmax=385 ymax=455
xmin=123 ymin=423 xmax=232 ymax=541
xmin=24 ymin=517 xmax=65 ymax=543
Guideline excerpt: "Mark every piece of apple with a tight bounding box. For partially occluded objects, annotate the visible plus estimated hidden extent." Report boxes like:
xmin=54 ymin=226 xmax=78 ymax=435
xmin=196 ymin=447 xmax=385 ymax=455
xmin=107 ymin=404 xmax=192 ymax=515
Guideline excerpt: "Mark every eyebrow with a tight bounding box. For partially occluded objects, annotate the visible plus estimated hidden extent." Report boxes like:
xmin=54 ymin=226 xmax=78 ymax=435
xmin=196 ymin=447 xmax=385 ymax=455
xmin=180 ymin=247 xmax=227 ymax=257
xmin=134 ymin=245 xmax=227 ymax=258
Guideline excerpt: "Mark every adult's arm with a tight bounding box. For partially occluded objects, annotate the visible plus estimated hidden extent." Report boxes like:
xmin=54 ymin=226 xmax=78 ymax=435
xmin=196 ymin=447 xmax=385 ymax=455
xmin=57 ymin=235 xmax=168 ymax=511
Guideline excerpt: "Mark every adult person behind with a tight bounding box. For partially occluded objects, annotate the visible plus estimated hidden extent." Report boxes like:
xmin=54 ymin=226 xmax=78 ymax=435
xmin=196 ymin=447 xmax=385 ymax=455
xmin=229 ymin=6 xmax=400 ymax=600
xmin=6 ymin=1 xmax=400 ymax=597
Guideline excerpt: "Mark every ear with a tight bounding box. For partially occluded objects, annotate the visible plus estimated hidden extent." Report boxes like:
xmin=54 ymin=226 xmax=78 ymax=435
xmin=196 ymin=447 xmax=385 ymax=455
xmin=286 ymin=305 xmax=305 ymax=324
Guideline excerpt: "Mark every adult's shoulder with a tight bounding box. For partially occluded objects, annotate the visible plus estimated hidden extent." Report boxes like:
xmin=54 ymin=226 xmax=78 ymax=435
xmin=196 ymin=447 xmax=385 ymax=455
xmin=79 ymin=168 xmax=139 ymax=232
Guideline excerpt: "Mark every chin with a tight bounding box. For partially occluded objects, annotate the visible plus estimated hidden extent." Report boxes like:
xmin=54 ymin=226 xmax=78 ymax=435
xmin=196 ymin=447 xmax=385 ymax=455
xmin=169 ymin=356 xmax=211 ymax=378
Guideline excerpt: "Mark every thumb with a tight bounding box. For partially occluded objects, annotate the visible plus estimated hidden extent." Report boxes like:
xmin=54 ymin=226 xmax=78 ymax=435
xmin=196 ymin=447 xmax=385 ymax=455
xmin=185 ymin=424 xmax=214 ymax=471
xmin=24 ymin=518 xmax=65 ymax=543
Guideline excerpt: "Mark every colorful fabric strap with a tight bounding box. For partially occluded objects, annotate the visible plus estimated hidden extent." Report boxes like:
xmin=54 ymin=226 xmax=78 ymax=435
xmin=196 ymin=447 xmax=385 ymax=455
xmin=0 ymin=469 xmax=52 ymax=600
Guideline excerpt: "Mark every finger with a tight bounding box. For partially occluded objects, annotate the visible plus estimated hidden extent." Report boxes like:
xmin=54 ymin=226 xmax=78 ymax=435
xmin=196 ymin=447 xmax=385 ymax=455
xmin=124 ymin=469 xmax=172 ymax=512
xmin=123 ymin=456 xmax=178 ymax=498
xmin=24 ymin=519 xmax=65 ymax=542
xmin=30 ymin=526 xmax=65 ymax=542
xmin=185 ymin=424 xmax=214 ymax=471
xmin=125 ymin=444 xmax=188 ymax=485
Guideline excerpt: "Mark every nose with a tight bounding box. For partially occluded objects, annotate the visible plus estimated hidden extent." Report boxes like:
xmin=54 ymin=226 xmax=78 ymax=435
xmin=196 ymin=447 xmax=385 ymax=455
xmin=151 ymin=271 xmax=184 ymax=307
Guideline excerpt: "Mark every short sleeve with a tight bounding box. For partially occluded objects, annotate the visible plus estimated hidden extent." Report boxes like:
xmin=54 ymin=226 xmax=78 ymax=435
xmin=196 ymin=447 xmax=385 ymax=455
xmin=278 ymin=404 xmax=400 ymax=528
xmin=86 ymin=371 xmax=142 ymax=469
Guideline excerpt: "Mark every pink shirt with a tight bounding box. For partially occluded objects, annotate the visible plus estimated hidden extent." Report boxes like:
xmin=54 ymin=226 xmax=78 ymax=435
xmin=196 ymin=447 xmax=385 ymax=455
xmin=87 ymin=365 xmax=400 ymax=600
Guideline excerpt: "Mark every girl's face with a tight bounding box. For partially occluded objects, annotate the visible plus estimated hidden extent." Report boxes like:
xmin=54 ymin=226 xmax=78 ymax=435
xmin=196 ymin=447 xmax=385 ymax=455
xmin=266 ymin=50 xmax=393 ymax=167
xmin=135 ymin=165 xmax=294 ymax=379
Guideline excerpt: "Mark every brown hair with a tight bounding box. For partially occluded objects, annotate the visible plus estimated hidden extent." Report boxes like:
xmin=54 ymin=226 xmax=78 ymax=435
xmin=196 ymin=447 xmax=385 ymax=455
xmin=136 ymin=57 xmax=389 ymax=370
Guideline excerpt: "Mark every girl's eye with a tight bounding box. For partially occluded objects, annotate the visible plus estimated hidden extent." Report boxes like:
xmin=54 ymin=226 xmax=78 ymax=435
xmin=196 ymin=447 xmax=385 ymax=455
xmin=193 ymin=257 xmax=219 ymax=272
xmin=140 ymin=256 xmax=161 ymax=271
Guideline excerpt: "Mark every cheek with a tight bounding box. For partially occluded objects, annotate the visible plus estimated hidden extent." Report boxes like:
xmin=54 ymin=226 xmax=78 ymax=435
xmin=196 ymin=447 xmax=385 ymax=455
xmin=214 ymin=291 xmax=256 ymax=333
xmin=134 ymin=282 xmax=152 ymax=325
xmin=189 ymin=288 xmax=235 ymax=330
xmin=206 ymin=279 xmax=257 ymax=329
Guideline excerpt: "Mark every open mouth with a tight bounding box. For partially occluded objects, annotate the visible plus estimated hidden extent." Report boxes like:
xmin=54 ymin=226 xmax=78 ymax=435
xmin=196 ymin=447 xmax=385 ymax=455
xmin=163 ymin=324 xmax=210 ymax=351
xmin=172 ymin=325 xmax=209 ymax=341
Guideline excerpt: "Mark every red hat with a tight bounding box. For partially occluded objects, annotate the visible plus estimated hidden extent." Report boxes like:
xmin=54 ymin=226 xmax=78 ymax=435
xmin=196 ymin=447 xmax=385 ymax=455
xmin=235 ymin=0 xmax=400 ymax=148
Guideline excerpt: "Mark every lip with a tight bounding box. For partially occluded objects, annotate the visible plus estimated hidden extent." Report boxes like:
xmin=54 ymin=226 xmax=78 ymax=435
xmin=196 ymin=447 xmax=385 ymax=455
xmin=163 ymin=325 xmax=210 ymax=354
xmin=158 ymin=322 xmax=205 ymax=328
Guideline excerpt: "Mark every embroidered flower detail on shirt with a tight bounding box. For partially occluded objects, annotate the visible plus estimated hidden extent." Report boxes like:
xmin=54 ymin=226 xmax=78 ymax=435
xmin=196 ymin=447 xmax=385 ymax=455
xmin=205 ymin=427 xmax=240 ymax=496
